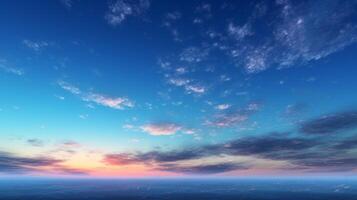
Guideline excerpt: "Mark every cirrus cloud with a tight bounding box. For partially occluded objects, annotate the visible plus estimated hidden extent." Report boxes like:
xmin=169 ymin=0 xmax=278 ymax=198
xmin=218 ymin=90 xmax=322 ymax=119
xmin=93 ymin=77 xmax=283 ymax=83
xmin=58 ymin=81 xmax=133 ymax=110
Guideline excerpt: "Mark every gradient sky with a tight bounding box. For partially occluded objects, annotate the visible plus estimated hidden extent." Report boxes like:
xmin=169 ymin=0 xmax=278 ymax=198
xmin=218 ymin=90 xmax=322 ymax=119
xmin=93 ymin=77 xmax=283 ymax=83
xmin=1 ymin=0 xmax=357 ymax=177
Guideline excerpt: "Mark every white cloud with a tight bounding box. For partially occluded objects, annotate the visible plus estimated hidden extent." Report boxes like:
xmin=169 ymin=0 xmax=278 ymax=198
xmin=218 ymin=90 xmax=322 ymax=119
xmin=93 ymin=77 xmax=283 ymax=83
xmin=58 ymin=81 xmax=133 ymax=110
xmin=183 ymin=128 xmax=196 ymax=135
xmin=23 ymin=40 xmax=49 ymax=51
xmin=158 ymin=59 xmax=171 ymax=69
xmin=54 ymin=95 xmax=65 ymax=100
xmin=219 ymin=75 xmax=231 ymax=82
xmin=79 ymin=114 xmax=88 ymax=119
xmin=168 ymin=78 xmax=190 ymax=86
xmin=179 ymin=47 xmax=209 ymax=63
xmin=184 ymin=84 xmax=206 ymax=95
xmin=247 ymin=103 xmax=260 ymax=111
xmin=228 ymin=23 xmax=252 ymax=40
xmin=226 ymin=0 xmax=357 ymax=73
xmin=84 ymin=93 xmax=133 ymax=109
xmin=215 ymin=104 xmax=231 ymax=110
xmin=167 ymin=77 xmax=206 ymax=95
xmin=123 ymin=124 xmax=134 ymax=129
xmin=175 ymin=67 xmax=187 ymax=75
xmin=0 ymin=59 xmax=24 ymax=76
xmin=58 ymin=81 xmax=81 ymax=95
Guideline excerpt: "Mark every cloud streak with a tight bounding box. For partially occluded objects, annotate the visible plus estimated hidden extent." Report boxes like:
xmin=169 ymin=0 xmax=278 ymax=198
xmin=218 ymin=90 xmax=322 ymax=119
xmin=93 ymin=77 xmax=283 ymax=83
xmin=27 ymin=139 xmax=44 ymax=147
xmin=23 ymin=40 xmax=49 ymax=52
xmin=300 ymin=111 xmax=357 ymax=134
xmin=0 ymin=59 xmax=24 ymax=76
xmin=58 ymin=81 xmax=133 ymax=110
xmin=157 ymin=163 xmax=248 ymax=174
xmin=141 ymin=123 xmax=182 ymax=136
xmin=0 ymin=151 xmax=88 ymax=175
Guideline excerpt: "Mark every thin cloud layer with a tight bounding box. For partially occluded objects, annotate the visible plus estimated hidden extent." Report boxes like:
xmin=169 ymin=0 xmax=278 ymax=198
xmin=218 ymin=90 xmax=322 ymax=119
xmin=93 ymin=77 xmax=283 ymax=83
xmin=58 ymin=81 xmax=133 ymax=110
xmin=0 ymin=59 xmax=24 ymax=76
xmin=300 ymin=111 xmax=357 ymax=134
xmin=141 ymin=123 xmax=182 ymax=136
xmin=105 ymin=109 xmax=357 ymax=174
xmin=23 ymin=40 xmax=49 ymax=52
xmin=157 ymin=163 xmax=248 ymax=174
xmin=0 ymin=151 xmax=88 ymax=175
xmin=206 ymin=103 xmax=261 ymax=128
xmin=27 ymin=139 xmax=44 ymax=147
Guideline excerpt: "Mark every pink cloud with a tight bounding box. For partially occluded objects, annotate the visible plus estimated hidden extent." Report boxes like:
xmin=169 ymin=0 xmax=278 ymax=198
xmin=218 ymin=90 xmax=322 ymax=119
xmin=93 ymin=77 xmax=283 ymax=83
xmin=141 ymin=123 xmax=182 ymax=136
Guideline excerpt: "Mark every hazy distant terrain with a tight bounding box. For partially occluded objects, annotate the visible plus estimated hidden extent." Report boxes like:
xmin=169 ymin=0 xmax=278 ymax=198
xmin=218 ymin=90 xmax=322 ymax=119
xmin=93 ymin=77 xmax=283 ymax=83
xmin=0 ymin=179 xmax=356 ymax=200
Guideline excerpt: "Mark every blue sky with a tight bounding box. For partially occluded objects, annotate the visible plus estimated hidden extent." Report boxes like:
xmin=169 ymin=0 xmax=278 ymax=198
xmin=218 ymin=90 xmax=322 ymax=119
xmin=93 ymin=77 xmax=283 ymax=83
xmin=1 ymin=0 xmax=357 ymax=177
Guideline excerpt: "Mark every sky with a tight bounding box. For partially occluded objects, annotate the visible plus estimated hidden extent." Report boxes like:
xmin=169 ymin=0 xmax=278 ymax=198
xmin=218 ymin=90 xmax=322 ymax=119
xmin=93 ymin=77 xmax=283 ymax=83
xmin=1 ymin=0 xmax=357 ymax=178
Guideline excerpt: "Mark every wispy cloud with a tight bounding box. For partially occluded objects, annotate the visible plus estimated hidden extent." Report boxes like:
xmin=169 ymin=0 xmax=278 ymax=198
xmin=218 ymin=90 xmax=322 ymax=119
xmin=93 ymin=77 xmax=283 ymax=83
xmin=179 ymin=47 xmax=209 ymax=63
xmin=215 ymin=104 xmax=231 ymax=110
xmin=228 ymin=22 xmax=252 ymax=40
xmin=23 ymin=39 xmax=49 ymax=51
xmin=105 ymin=0 xmax=150 ymax=26
xmin=0 ymin=151 xmax=86 ymax=175
xmin=168 ymin=78 xmax=190 ymax=87
xmin=207 ymin=103 xmax=261 ymax=128
xmin=227 ymin=0 xmax=357 ymax=73
xmin=104 ymin=153 xmax=143 ymax=165
xmin=282 ymin=103 xmax=308 ymax=121
xmin=58 ymin=81 xmax=81 ymax=94
xmin=123 ymin=124 xmax=135 ymax=129
xmin=184 ymin=84 xmax=206 ymax=95
xmin=0 ymin=59 xmax=24 ymax=76
xmin=157 ymin=163 xmax=248 ymax=174
xmin=84 ymin=93 xmax=134 ymax=109
xmin=60 ymin=140 xmax=81 ymax=148
xmin=167 ymin=77 xmax=206 ymax=95
xmin=162 ymin=11 xmax=183 ymax=42
xmin=0 ymin=151 xmax=60 ymax=173
xmin=58 ymin=81 xmax=134 ymax=110
xmin=79 ymin=114 xmax=88 ymax=119
xmin=27 ymin=139 xmax=44 ymax=147
xmin=59 ymin=0 xmax=73 ymax=9
xmin=165 ymin=11 xmax=181 ymax=21
xmin=160 ymin=0 xmax=357 ymax=79
xmin=54 ymin=94 xmax=65 ymax=100
xmin=141 ymin=123 xmax=182 ymax=136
